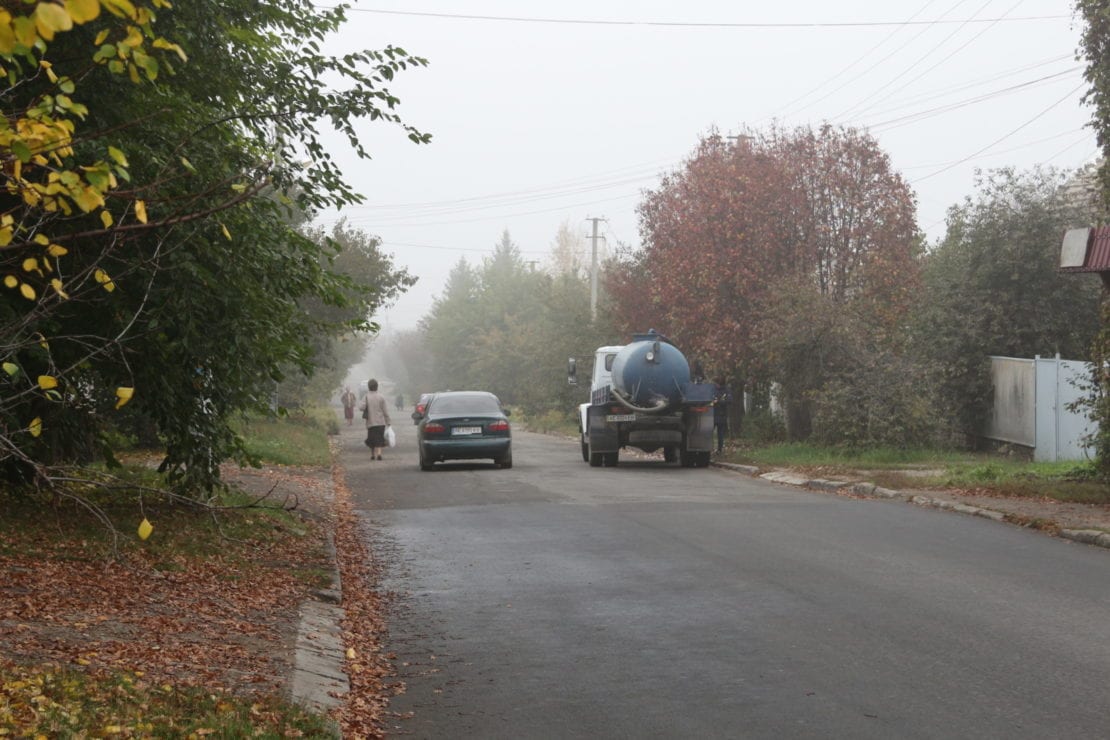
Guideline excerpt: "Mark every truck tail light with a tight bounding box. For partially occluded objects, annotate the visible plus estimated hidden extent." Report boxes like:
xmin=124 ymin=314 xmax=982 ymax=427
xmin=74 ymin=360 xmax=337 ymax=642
xmin=424 ymin=422 xmax=446 ymax=433
xmin=488 ymin=420 xmax=510 ymax=432
xmin=610 ymin=406 xmax=623 ymax=414
xmin=691 ymin=406 xmax=710 ymax=413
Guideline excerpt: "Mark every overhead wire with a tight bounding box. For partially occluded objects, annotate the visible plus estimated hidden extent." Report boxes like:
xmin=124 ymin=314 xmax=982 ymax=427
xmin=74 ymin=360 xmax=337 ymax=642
xmin=338 ymin=6 xmax=1070 ymax=28
xmin=840 ymin=0 xmax=1027 ymax=121
xmin=832 ymin=0 xmax=997 ymax=121
xmin=847 ymin=53 xmax=1074 ymax=120
xmin=762 ymin=0 xmax=942 ymax=122
xmin=910 ymin=82 xmax=1087 ymax=183
xmin=866 ymin=67 xmax=1082 ymax=132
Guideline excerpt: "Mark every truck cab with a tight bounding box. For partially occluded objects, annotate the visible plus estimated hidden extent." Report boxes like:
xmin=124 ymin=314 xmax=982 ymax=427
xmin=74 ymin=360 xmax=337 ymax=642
xmin=571 ymin=346 xmax=623 ymax=461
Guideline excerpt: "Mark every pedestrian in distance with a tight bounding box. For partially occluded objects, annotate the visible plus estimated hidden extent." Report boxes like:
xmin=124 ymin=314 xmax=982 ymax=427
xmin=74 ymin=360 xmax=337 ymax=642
xmin=713 ymin=377 xmax=733 ymax=454
xmin=395 ymin=392 xmax=404 ymax=411
xmin=359 ymin=379 xmax=392 ymax=461
xmin=341 ymin=386 xmax=357 ymax=426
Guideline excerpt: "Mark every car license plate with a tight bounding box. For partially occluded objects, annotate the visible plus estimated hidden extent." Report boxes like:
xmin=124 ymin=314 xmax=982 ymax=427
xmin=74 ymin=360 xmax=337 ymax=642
xmin=605 ymin=414 xmax=635 ymax=422
xmin=452 ymin=426 xmax=482 ymax=435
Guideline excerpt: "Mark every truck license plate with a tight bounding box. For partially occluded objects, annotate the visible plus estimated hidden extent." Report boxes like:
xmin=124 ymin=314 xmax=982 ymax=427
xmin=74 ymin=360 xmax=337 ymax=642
xmin=452 ymin=426 xmax=482 ymax=435
xmin=605 ymin=414 xmax=635 ymax=422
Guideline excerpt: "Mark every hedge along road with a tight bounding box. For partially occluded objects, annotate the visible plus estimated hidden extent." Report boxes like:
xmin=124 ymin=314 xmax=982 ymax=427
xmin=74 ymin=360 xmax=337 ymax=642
xmin=340 ymin=420 xmax=1110 ymax=739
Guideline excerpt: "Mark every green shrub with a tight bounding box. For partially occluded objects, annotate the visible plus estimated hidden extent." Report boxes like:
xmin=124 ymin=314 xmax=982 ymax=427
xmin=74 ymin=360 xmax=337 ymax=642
xmin=740 ymin=410 xmax=786 ymax=444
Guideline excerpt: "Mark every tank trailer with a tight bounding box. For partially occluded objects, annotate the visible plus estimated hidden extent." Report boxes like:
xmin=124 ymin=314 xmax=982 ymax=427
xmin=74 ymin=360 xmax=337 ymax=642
xmin=568 ymin=330 xmax=715 ymax=467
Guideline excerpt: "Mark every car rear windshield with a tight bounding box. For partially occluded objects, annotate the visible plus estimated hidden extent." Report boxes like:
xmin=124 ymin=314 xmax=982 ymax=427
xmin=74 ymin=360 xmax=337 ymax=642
xmin=430 ymin=394 xmax=501 ymax=415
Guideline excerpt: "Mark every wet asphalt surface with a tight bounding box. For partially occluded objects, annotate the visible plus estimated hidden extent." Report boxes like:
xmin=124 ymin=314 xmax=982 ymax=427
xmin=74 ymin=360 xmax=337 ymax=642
xmin=340 ymin=420 xmax=1110 ymax=739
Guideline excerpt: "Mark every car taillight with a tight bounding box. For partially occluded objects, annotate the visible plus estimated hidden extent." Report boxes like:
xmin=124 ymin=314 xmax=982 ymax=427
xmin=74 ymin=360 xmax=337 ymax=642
xmin=691 ymin=406 xmax=710 ymax=413
xmin=424 ymin=422 xmax=446 ymax=433
xmin=488 ymin=420 xmax=510 ymax=432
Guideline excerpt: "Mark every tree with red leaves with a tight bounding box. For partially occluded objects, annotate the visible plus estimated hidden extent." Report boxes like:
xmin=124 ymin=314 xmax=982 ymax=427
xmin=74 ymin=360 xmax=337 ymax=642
xmin=607 ymin=124 xmax=920 ymax=440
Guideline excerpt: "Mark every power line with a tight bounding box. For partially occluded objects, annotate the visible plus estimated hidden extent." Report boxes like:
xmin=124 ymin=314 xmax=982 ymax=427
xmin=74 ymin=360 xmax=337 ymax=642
xmin=340 ymin=7 xmax=1069 ymax=29
xmin=338 ymin=192 xmax=642 ymax=228
xmin=380 ymin=239 xmax=548 ymax=255
xmin=866 ymin=68 xmax=1082 ymax=132
xmin=847 ymin=53 xmax=1073 ymax=121
xmin=900 ymin=127 xmax=1090 ymax=169
xmin=833 ymin=0 xmax=997 ymax=121
xmin=839 ymin=0 xmax=1027 ymax=121
xmin=345 ymin=158 xmax=674 ymax=211
xmin=768 ymin=0 xmax=955 ymax=122
xmin=910 ymin=82 xmax=1087 ymax=183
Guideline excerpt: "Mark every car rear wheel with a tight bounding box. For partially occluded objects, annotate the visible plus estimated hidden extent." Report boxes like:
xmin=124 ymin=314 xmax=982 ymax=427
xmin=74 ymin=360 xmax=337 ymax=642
xmin=498 ymin=451 xmax=513 ymax=469
xmin=419 ymin=448 xmax=434 ymax=471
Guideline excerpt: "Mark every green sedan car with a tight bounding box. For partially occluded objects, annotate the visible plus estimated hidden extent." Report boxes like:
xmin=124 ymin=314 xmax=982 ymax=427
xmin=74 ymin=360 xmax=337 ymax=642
xmin=416 ymin=391 xmax=512 ymax=470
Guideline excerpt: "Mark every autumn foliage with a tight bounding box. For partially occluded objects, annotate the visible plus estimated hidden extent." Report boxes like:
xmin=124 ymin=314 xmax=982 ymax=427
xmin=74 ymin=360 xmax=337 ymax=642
xmin=607 ymin=124 xmax=920 ymax=438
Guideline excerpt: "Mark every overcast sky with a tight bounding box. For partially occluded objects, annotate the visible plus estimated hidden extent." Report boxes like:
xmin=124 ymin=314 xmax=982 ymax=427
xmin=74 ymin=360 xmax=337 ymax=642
xmin=315 ymin=0 xmax=1095 ymax=332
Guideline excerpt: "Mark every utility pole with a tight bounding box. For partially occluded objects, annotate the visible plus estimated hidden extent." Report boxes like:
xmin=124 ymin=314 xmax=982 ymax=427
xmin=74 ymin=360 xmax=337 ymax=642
xmin=587 ymin=216 xmax=605 ymax=321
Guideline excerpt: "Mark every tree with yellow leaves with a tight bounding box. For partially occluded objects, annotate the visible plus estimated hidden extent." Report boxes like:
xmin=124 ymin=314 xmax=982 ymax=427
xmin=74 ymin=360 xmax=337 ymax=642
xmin=0 ymin=1 xmax=427 ymax=490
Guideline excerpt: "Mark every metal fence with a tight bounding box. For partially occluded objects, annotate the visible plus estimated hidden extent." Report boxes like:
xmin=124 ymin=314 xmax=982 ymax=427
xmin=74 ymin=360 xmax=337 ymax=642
xmin=986 ymin=355 xmax=1096 ymax=462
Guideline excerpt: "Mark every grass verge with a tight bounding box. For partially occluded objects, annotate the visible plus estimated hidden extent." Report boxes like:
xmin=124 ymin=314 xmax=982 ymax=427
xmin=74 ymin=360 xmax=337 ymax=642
xmin=725 ymin=442 xmax=1110 ymax=505
xmin=235 ymin=407 xmax=336 ymax=467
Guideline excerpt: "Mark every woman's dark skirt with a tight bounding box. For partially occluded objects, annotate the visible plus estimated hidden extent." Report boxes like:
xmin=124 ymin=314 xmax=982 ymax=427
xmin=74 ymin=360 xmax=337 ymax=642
xmin=365 ymin=425 xmax=386 ymax=448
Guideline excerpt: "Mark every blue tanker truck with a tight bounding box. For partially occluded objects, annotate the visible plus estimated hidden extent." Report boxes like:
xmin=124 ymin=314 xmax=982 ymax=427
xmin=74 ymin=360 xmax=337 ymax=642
xmin=567 ymin=330 xmax=716 ymax=467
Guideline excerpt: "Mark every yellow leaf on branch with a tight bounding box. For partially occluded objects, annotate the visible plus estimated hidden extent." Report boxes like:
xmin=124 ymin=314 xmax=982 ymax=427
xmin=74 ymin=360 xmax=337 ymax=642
xmin=115 ymin=386 xmax=133 ymax=409
xmin=64 ymin=0 xmax=101 ymax=24
xmin=134 ymin=199 xmax=147 ymax=223
xmin=94 ymin=268 xmax=115 ymax=292
xmin=137 ymin=518 xmax=153 ymax=541
xmin=28 ymin=417 xmax=42 ymax=437
xmin=20 ymin=282 xmax=35 ymax=300
xmin=34 ymin=3 xmax=74 ymax=41
xmin=37 ymin=375 xmax=57 ymax=390
xmin=4 ymin=275 xmax=17 ymax=288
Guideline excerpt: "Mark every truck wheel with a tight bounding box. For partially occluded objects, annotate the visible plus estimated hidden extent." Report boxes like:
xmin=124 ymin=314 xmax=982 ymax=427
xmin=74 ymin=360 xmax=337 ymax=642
xmin=695 ymin=451 xmax=711 ymax=468
xmin=581 ymin=437 xmax=590 ymax=462
xmin=663 ymin=446 xmax=678 ymax=463
xmin=588 ymin=447 xmax=604 ymax=467
xmin=603 ymin=451 xmax=618 ymax=467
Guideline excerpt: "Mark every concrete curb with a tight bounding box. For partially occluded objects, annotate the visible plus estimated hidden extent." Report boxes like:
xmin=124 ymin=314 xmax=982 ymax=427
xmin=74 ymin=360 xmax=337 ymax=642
xmin=711 ymin=461 xmax=1110 ymax=550
xmin=290 ymin=530 xmax=349 ymax=716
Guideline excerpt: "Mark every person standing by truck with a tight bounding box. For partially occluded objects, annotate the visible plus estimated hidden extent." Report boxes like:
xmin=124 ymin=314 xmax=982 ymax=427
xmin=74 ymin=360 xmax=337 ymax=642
xmin=713 ymin=377 xmax=733 ymax=454
xmin=359 ymin=379 xmax=391 ymax=461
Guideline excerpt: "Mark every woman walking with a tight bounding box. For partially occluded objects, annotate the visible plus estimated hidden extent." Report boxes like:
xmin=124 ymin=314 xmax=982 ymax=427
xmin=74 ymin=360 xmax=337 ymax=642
xmin=341 ymin=386 xmax=356 ymax=426
xmin=359 ymin=379 xmax=391 ymax=461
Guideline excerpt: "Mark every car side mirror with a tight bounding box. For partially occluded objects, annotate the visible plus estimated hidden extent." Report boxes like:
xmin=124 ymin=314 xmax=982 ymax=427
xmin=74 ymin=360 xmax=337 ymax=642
xmin=567 ymin=357 xmax=578 ymax=386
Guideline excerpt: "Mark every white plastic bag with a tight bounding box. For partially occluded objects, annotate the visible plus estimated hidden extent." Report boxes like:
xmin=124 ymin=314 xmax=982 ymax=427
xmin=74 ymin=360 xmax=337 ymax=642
xmin=384 ymin=425 xmax=396 ymax=448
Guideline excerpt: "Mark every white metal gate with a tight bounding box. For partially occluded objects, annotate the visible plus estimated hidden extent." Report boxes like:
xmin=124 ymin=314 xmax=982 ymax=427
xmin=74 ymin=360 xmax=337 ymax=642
xmin=986 ymin=355 xmax=1096 ymax=462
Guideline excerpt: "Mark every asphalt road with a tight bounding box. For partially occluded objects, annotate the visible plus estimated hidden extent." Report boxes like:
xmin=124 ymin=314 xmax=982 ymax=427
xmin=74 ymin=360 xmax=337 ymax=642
xmin=342 ymin=420 xmax=1110 ymax=739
